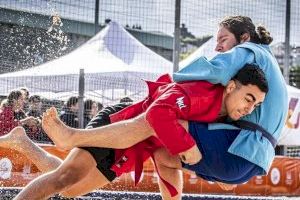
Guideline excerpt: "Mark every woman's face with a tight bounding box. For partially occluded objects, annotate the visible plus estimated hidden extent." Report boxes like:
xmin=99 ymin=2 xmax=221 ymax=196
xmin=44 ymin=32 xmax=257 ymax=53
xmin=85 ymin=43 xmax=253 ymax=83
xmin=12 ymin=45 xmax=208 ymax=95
xmin=91 ymin=102 xmax=98 ymax=117
xmin=13 ymin=96 xmax=24 ymax=110
xmin=215 ymin=26 xmax=239 ymax=52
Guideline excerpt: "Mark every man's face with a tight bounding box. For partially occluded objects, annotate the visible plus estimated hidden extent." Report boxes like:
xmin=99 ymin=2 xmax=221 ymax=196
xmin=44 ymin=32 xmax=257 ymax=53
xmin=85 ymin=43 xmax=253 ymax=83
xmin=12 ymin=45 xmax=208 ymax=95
xmin=30 ymin=100 xmax=42 ymax=111
xmin=224 ymin=81 xmax=266 ymax=120
xmin=215 ymin=26 xmax=239 ymax=52
xmin=71 ymin=102 xmax=79 ymax=113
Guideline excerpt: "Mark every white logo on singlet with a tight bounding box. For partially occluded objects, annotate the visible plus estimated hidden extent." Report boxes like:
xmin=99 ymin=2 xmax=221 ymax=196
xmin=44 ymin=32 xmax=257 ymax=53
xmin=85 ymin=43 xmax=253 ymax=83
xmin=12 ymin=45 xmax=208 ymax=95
xmin=176 ymin=96 xmax=186 ymax=110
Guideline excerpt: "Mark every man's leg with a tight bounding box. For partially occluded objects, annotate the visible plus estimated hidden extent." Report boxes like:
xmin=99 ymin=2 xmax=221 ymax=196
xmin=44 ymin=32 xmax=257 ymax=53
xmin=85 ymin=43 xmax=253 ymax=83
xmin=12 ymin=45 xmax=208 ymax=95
xmin=42 ymin=107 xmax=154 ymax=150
xmin=0 ymin=127 xmax=62 ymax=172
xmin=154 ymin=148 xmax=183 ymax=200
xmin=60 ymin=165 xmax=110 ymax=197
xmin=14 ymin=148 xmax=108 ymax=200
xmin=153 ymin=120 xmax=188 ymax=200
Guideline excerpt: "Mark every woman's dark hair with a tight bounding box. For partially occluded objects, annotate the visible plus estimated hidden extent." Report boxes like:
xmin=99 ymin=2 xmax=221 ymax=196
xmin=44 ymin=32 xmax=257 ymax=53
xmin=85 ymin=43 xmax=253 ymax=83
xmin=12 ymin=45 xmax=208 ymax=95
xmin=66 ymin=96 xmax=78 ymax=108
xmin=84 ymin=99 xmax=95 ymax=111
xmin=0 ymin=90 xmax=23 ymax=109
xmin=219 ymin=15 xmax=273 ymax=45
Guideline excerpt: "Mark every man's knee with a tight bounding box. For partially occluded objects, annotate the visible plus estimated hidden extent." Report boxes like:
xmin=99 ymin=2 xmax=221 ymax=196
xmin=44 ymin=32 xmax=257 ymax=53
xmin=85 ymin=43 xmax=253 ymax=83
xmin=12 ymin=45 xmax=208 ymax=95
xmin=154 ymin=148 xmax=181 ymax=169
xmin=53 ymin=166 xmax=89 ymax=190
xmin=60 ymin=190 xmax=78 ymax=198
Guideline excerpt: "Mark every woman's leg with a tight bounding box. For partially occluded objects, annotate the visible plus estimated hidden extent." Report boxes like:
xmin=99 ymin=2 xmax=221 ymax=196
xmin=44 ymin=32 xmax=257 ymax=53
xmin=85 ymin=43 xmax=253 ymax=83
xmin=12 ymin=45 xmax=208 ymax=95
xmin=0 ymin=127 xmax=62 ymax=172
xmin=42 ymin=107 xmax=154 ymax=150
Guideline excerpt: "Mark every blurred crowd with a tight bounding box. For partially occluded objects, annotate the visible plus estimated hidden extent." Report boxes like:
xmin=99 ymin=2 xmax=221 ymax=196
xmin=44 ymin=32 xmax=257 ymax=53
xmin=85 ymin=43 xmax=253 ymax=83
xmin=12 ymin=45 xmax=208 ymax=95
xmin=0 ymin=87 xmax=133 ymax=143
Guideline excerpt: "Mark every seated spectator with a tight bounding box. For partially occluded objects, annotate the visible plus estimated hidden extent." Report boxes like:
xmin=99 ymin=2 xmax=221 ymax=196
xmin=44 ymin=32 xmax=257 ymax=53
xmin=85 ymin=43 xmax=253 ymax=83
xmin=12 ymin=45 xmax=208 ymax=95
xmin=26 ymin=95 xmax=43 ymax=139
xmin=14 ymin=87 xmax=29 ymax=120
xmin=27 ymin=95 xmax=42 ymax=118
xmin=85 ymin=100 xmax=133 ymax=129
xmin=60 ymin=96 xmax=79 ymax=128
xmin=97 ymin=102 xmax=103 ymax=112
xmin=119 ymin=96 xmax=133 ymax=104
xmin=83 ymin=99 xmax=98 ymax=128
xmin=20 ymin=87 xmax=29 ymax=103
xmin=0 ymin=90 xmax=36 ymax=136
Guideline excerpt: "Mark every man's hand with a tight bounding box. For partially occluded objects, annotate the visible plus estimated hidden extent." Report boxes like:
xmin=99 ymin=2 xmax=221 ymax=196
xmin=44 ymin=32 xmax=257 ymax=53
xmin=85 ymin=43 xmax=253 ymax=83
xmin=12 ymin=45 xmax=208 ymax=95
xmin=216 ymin=181 xmax=237 ymax=190
xmin=178 ymin=144 xmax=202 ymax=165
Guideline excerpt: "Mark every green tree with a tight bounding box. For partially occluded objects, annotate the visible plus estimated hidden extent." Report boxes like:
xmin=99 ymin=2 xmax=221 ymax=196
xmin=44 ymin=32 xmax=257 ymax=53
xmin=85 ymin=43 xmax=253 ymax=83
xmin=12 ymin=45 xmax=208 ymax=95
xmin=289 ymin=65 xmax=300 ymax=88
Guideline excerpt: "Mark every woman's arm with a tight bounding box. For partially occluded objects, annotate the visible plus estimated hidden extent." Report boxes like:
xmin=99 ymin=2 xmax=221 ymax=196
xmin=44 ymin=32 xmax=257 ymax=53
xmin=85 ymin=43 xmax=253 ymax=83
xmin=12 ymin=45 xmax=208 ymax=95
xmin=173 ymin=47 xmax=254 ymax=85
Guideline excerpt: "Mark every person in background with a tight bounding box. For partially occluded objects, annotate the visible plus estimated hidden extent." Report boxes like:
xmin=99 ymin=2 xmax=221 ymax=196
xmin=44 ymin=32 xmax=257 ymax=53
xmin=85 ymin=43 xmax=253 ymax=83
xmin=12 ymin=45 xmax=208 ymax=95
xmin=97 ymin=102 xmax=103 ymax=113
xmin=25 ymin=95 xmax=43 ymax=140
xmin=119 ymin=96 xmax=133 ymax=104
xmin=59 ymin=96 xmax=79 ymax=128
xmin=14 ymin=87 xmax=29 ymax=120
xmin=0 ymin=90 xmax=36 ymax=136
xmin=83 ymin=99 xmax=98 ymax=128
xmin=27 ymin=95 xmax=43 ymax=119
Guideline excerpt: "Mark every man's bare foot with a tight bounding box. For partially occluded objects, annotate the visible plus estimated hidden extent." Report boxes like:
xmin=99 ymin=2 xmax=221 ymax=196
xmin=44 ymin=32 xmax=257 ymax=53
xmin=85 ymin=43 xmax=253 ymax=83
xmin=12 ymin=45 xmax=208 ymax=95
xmin=42 ymin=107 xmax=74 ymax=150
xmin=0 ymin=127 xmax=32 ymax=152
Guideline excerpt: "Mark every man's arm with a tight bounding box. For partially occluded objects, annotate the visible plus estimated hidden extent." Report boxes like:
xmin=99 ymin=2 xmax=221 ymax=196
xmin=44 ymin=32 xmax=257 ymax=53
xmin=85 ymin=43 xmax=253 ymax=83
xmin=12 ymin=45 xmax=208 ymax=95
xmin=146 ymin=105 xmax=196 ymax=154
xmin=145 ymin=87 xmax=201 ymax=164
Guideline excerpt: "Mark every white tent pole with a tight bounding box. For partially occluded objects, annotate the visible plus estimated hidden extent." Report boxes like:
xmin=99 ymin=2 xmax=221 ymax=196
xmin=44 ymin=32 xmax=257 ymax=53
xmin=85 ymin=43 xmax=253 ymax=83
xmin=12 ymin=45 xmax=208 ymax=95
xmin=78 ymin=69 xmax=85 ymax=128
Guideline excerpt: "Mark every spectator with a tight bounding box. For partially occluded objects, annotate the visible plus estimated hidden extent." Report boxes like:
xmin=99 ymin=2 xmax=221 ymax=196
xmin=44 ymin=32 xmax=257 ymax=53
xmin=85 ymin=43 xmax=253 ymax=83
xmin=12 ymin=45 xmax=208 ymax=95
xmin=119 ymin=96 xmax=133 ymax=104
xmin=19 ymin=87 xmax=30 ymax=113
xmin=60 ymin=96 xmax=79 ymax=128
xmin=26 ymin=95 xmax=43 ymax=139
xmin=85 ymin=101 xmax=133 ymax=129
xmin=83 ymin=99 xmax=98 ymax=127
xmin=0 ymin=90 xmax=36 ymax=136
xmin=27 ymin=95 xmax=42 ymax=118
xmin=97 ymin=102 xmax=103 ymax=112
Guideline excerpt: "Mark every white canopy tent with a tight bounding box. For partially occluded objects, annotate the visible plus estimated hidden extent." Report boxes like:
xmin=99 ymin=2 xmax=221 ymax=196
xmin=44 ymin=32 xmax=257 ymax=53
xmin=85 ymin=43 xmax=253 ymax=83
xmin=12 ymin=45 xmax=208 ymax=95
xmin=0 ymin=21 xmax=172 ymax=103
xmin=179 ymin=37 xmax=217 ymax=70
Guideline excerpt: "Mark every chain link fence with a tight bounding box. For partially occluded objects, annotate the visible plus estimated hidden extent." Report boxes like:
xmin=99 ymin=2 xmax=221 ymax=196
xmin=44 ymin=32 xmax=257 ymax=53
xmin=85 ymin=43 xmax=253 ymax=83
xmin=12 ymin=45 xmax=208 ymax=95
xmin=0 ymin=1 xmax=299 ymax=143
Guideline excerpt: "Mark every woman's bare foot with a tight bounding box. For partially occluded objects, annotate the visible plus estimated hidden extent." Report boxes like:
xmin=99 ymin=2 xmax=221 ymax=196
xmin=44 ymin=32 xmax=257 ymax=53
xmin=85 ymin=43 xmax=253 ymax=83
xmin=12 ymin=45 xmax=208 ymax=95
xmin=0 ymin=127 xmax=32 ymax=152
xmin=42 ymin=107 xmax=74 ymax=150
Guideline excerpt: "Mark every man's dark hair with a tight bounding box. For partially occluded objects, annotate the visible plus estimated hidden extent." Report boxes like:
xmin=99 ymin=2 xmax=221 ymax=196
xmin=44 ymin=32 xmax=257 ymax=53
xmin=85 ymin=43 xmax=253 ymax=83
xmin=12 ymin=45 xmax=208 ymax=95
xmin=29 ymin=95 xmax=41 ymax=103
xmin=66 ymin=96 xmax=78 ymax=108
xmin=233 ymin=64 xmax=268 ymax=93
xmin=120 ymin=96 xmax=133 ymax=103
